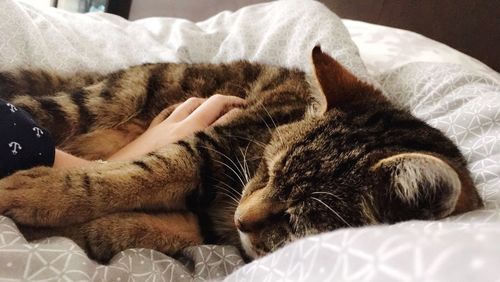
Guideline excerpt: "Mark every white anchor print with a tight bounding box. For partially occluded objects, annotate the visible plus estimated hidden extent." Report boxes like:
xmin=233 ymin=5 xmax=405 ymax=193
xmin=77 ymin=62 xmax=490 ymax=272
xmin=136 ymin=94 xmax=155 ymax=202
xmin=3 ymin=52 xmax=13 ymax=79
xmin=6 ymin=103 xmax=18 ymax=113
xmin=9 ymin=141 xmax=22 ymax=155
xmin=33 ymin=127 xmax=44 ymax=138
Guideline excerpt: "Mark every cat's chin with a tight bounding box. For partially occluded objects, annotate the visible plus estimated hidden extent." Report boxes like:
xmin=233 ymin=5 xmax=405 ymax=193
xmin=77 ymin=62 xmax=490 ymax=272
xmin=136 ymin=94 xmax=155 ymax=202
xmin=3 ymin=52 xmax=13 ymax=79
xmin=237 ymin=230 xmax=261 ymax=259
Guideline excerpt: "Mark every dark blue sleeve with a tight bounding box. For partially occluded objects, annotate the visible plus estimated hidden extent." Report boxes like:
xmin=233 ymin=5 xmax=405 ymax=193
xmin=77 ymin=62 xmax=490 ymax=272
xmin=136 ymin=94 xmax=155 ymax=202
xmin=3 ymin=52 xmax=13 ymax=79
xmin=0 ymin=98 xmax=55 ymax=178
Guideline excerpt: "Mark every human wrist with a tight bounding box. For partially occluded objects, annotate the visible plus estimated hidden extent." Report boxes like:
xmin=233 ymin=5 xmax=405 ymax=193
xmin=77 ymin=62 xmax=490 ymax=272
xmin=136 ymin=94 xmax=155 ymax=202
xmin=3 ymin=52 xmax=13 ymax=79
xmin=52 ymin=149 xmax=93 ymax=169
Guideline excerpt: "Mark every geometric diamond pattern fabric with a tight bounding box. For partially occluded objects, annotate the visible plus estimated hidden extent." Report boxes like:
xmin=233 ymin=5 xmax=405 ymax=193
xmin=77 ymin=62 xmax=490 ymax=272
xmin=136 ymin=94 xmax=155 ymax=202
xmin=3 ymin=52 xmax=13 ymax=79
xmin=0 ymin=217 xmax=244 ymax=281
xmin=379 ymin=63 xmax=500 ymax=210
xmin=225 ymin=222 xmax=500 ymax=282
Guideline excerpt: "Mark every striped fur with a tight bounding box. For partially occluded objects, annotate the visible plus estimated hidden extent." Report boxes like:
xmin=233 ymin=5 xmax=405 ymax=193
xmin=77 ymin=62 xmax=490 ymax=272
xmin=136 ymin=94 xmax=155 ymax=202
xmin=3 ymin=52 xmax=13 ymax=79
xmin=0 ymin=47 xmax=482 ymax=262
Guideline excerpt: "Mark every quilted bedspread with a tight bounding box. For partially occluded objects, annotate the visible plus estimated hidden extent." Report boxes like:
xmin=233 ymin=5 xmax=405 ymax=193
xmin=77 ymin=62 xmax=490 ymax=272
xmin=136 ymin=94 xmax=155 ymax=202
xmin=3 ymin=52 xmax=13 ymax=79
xmin=1 ymin=0 xmax=499 ymax=281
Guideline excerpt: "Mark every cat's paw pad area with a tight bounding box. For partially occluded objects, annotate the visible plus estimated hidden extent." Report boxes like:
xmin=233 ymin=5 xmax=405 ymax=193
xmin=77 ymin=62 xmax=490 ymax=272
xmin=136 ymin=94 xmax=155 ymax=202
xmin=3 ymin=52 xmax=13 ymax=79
xmin=0 ymin=167 xmax=83 ymax=227
xmin=0 ymin=167 xmax=53 ymax=190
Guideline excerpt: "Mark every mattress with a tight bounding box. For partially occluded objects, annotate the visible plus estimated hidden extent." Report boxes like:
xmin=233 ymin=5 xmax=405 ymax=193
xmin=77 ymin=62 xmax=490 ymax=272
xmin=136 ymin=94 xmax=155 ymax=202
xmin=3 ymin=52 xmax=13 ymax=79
xmin=1 ymin=0 xmax=499 ymax=281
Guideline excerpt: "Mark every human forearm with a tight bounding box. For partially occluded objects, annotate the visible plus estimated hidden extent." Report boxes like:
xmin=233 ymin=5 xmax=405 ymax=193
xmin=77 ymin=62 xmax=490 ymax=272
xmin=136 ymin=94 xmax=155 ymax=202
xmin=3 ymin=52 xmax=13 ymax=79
xmin=52 ymin=149 xmax=92 ymax=169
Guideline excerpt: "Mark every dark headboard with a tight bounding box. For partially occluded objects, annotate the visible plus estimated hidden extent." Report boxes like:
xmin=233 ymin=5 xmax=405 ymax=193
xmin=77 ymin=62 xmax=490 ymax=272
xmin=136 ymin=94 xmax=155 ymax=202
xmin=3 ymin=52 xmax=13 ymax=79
xmin=126 ymin=0 xmax=499 ymax=71
xmin=323 ymin=0 xmax=499 ymax=72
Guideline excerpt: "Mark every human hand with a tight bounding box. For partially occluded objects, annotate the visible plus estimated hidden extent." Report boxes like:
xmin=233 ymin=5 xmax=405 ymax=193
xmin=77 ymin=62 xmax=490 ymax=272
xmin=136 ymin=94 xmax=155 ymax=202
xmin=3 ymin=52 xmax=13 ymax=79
xmin=108 ymin=95 xmax=245 ymax=161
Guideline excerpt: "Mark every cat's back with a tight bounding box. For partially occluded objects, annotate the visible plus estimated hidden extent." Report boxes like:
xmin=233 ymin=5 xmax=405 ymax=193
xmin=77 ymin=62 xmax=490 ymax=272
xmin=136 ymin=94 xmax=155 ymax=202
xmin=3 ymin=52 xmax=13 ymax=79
xmin=1 ymin=60 xmax=309 ymax=102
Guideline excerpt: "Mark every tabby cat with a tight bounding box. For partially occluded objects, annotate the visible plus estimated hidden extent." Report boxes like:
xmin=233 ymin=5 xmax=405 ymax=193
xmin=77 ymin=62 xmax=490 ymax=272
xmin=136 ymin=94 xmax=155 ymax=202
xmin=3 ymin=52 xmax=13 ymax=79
xmin=0 ymin=46 xmax=482 ymax=262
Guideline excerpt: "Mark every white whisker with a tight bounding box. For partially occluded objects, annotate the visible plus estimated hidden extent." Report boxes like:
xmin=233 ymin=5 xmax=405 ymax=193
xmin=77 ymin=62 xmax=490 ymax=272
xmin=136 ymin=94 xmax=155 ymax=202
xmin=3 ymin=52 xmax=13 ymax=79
xmin=272 ymin=237 xmax=288 ymax=250
xmin=311 ymin=197 xmax=352 ymax=227
xmin=243 ymin=142 xmax=251 ymax=181
xmin=222 ymin=133 xmax=267 ymax=149
xmin=235 ymin=149 xmax=249 ymax=183
xmin=311 ymin=191 xmax=343 ymax=201
xmin=201 ymin=146 xmax=247 ymax=188
xmin=261 ymin=103 xmax=284 ymax=143
xmin=215 ymin=178 xmax=242 ymax=196
xmin=238 ymin=142 xmax=252 ymax=183
xmin=215 ymin=185 xmax=241 ymax=205
xmin=255 ymin=108 xmax=276 ymax=140
xmin=211 ymin=170 xmax=238 ymax=184
xmin=212 ymin=159 xmax=247 ymax=188
xmin=200 ymin=145 xmax=244 ymax=176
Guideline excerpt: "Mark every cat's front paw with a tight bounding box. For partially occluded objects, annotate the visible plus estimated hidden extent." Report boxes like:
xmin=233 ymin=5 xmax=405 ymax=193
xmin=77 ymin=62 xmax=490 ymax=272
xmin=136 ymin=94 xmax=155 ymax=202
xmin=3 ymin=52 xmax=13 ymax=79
xmin=0 ymin=166 xmax=53 ymax=190
xmin=0 ymin=167 xmax=92 ymax=227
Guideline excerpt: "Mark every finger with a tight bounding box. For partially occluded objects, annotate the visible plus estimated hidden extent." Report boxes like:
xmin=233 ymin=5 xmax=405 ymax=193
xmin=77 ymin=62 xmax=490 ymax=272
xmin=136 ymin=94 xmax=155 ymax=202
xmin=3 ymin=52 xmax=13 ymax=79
xmin=212 ymin=107 xmax=241 ymax=126
xmin=166 ymin=97 xmax=206 ymax=122
xmin=150 ymin=104 xmax=178 ymax=127
xmin=185 ymin=94 xmax=246 ymax=127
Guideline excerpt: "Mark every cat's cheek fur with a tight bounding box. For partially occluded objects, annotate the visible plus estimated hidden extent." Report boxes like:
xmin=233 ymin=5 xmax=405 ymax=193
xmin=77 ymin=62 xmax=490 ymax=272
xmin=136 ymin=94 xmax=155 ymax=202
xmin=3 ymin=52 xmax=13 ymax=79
xmin=238 ymin=230 xmax=260 ymax=259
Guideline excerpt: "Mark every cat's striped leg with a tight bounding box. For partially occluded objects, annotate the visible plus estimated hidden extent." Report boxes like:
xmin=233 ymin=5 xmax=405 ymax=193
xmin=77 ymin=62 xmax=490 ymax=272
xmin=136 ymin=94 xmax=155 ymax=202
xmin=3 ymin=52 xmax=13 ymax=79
xmin=19 ymin=211 xmax=202 ymax=262
xmin=0 ymin=143 xmax=202 ymax=226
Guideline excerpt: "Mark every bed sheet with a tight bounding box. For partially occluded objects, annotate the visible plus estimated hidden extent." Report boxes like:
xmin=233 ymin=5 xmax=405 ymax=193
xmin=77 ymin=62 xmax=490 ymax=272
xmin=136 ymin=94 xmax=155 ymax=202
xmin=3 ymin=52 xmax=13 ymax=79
xmin=0 ymin=0 xmax=499 ymax=281
xmin=342 ymin=19 xmax=499 ymax=81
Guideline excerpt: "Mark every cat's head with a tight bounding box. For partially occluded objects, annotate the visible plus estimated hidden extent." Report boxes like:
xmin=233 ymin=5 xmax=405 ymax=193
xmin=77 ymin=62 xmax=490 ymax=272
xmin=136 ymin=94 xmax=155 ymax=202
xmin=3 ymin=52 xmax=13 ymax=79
xmin=234 ymin=46 xmax=482 ymax=258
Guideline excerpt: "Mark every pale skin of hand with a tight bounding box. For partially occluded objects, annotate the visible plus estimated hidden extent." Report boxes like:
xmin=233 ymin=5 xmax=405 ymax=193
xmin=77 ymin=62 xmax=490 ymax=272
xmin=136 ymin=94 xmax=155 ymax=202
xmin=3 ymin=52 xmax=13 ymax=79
xmin=53 ymin=95 xmax=246 ymax=168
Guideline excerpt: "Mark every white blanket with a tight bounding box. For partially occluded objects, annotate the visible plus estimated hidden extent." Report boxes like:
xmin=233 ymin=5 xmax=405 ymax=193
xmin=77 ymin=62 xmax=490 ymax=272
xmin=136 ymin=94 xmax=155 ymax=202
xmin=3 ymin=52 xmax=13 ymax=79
xmin=5 ymin=0 xmax=370 ymax=80
xmin=1 ymin=0 xmax=500 ymax=281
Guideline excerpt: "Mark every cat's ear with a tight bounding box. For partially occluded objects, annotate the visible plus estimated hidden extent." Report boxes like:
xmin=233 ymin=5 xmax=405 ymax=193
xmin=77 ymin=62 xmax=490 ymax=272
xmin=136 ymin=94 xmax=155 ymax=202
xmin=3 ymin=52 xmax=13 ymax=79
xmin=310 ymin=46 xmax=380 ymax=113
xmin=371 ymin=152 xmax=462 ymax=221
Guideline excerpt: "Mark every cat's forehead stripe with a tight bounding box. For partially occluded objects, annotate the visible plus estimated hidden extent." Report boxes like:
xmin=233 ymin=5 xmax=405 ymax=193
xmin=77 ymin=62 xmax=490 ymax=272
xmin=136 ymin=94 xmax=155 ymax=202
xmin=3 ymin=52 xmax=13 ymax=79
xmin=267 ymin=148 xmax=287 ymax=170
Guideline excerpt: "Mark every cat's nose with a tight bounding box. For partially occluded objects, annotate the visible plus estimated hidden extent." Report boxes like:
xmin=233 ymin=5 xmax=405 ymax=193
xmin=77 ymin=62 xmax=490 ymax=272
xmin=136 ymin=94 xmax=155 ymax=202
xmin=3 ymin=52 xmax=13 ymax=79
xmin=234 ymin=209 xmax=263 ymax=233
xmin=235 ymin=217 xmax=249 ymax=232
xmin=234 ymin=188 xmax=286 ymax=233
